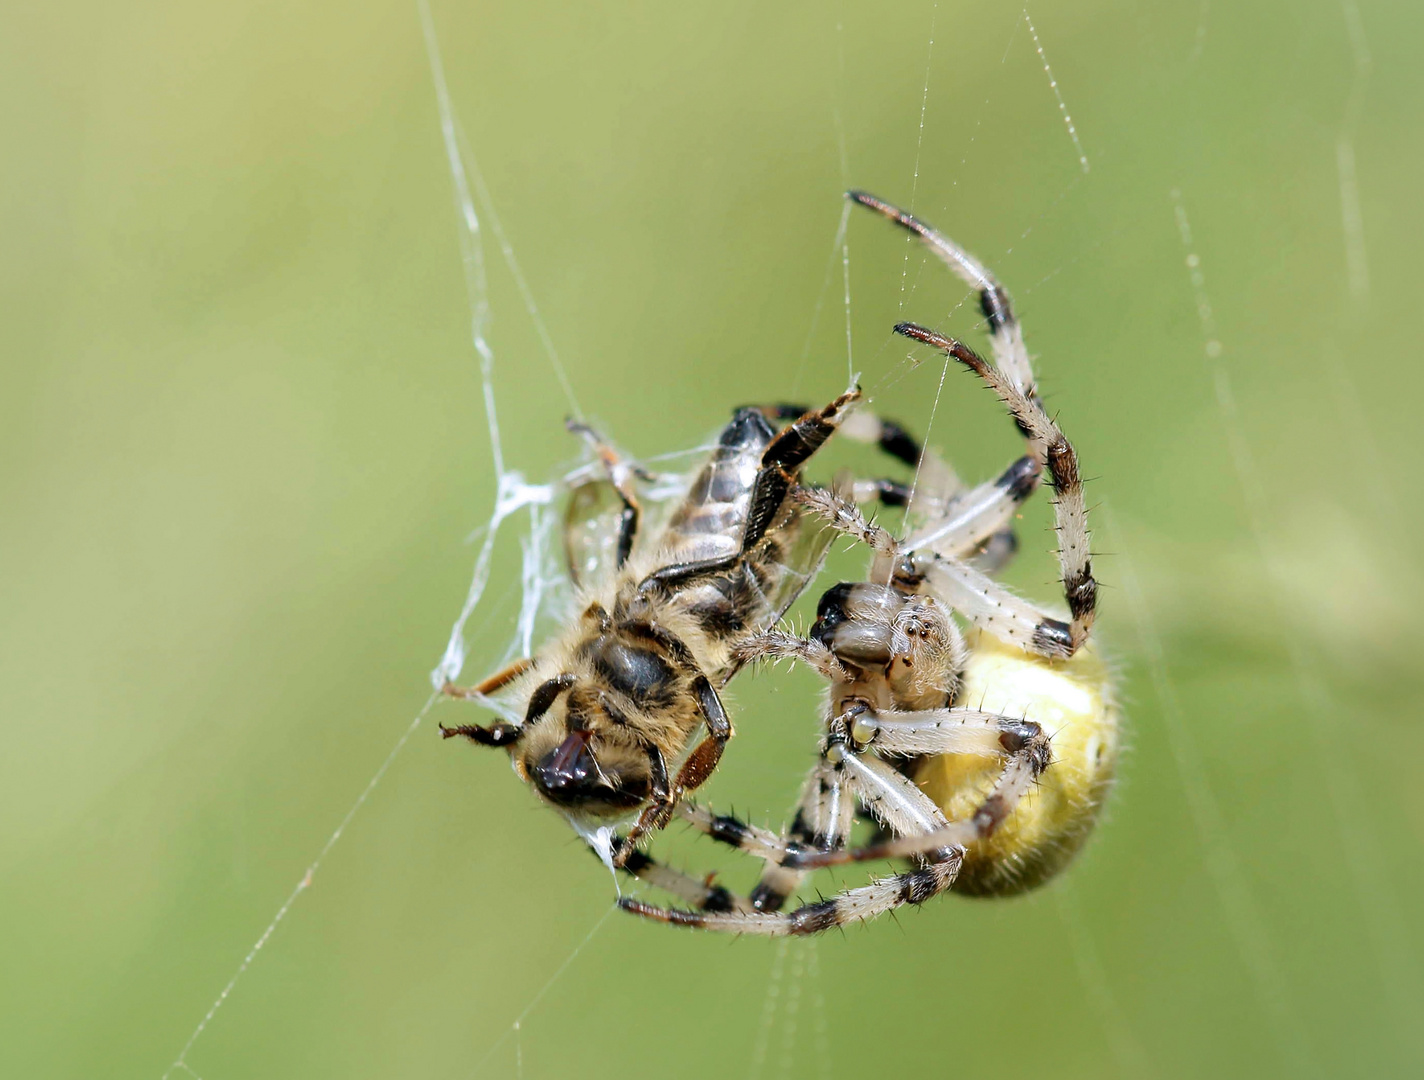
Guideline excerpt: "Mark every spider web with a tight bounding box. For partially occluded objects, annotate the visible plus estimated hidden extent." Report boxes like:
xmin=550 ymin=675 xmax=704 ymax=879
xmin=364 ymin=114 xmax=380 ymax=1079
xmin=155 ymin=3 xmax=1418 ymax=1077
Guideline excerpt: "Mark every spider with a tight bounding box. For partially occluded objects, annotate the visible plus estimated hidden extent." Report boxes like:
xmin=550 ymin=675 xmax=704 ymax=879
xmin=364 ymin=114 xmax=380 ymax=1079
xmin=615 ymin=191 xmax=1120 ymax=933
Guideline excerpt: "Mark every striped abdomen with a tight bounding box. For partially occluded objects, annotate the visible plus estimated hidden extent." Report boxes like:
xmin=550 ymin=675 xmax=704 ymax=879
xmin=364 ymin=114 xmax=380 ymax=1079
xmin=658 ymin=407 xmax=797 ymax=644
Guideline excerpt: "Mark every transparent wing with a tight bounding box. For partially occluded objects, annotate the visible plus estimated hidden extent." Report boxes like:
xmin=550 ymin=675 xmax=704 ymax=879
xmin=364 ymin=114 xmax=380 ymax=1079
xmin=561 ymin=479 xmax=626 ymax=592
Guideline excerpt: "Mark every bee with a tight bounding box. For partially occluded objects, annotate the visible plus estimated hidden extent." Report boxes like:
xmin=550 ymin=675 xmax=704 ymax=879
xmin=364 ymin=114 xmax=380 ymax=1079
xmin=614 ymin=192 xmax=1121 ymax=933
xmin=439 ymin=381 xmax=923 ymax=865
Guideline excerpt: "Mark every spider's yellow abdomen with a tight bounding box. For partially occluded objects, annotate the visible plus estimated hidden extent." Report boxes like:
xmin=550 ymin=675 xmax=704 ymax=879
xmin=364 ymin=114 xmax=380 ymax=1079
xmin=914 ymin=630 xmax=1119 ymax=896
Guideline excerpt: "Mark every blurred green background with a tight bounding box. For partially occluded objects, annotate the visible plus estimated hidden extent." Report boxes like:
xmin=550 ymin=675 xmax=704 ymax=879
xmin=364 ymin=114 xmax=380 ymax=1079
xmin=3 ymin=0 xmax=1421 ymax=1076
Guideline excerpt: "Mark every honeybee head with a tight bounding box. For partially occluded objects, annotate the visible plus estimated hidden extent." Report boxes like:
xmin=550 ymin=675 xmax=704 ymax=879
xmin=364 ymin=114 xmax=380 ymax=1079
xmin=513 ymin=676 xmax=653 ymax=820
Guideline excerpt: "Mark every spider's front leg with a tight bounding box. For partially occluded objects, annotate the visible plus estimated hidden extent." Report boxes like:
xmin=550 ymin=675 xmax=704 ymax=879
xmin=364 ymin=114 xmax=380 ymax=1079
xmin=897 ymin=325 xmax=1097 ymax=653
xmin=799 ymin=483 xmax=1090 ymax=661
xmin=620 ymin=728 xmax=966 ymax=935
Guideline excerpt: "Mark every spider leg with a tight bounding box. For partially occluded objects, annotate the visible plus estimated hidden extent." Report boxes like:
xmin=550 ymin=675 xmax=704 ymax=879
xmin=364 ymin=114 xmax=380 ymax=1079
xmin=897 ymin=325 xmax=1096 ymax=652
xmin=798 ymin=455 xmax=1087 ymax=660
xmin=789 ymin=717 xmax=1053 ymax=871
xmin=638 ymin=389 xmax=861 ymax=593
xmin=849 ymin=192 xmax=1057 ymax=565
xmin=610 ymin=844 xmax=752 ymax=914
xmin=623 ymin=748 xmax=961 ymax=934
xmin=904 ymin=454 xmax=1041 ymax=561
xmin=620 ymin=711 xmax=1051 ymax=933
xmin=732 ymin=628 xmax=849 ymax=682
xmin=646 ymin=749 xmax=857 ymax=914
xmin=848 ymin=190 xmax=1038 ymax=401
xmin=619 ymin=853 xmax=962 ymax=935
xmin=848 ymin=706 xmax=1043 ymax=759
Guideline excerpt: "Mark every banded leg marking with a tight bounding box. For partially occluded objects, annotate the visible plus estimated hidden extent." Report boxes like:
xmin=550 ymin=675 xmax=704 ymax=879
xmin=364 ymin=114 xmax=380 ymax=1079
xmin=848 ymin=190 xmax=1037 ymax=399
xmin=612 ymin=844 xmax=751 ymax=914
xmin=905 ymin=455 xmax=1041 ymax=558
xmin=619 ymin=853 xmax=962 ymax=935
xmin=790 ymin=719 xmax=1053 ymax=871
xmin=897 ymin=325 xmax=1096 ymax=651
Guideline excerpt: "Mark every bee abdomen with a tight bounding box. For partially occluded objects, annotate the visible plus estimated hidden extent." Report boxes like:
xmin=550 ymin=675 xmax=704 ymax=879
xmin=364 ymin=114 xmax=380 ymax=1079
xmin=661 ymin=407 xmax=776 ymax=563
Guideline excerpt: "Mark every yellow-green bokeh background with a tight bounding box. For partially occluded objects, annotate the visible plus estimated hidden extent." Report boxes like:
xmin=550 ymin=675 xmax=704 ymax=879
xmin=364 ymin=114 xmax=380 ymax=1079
xmin=3 ymin=1 xmax=1421 ymax=1077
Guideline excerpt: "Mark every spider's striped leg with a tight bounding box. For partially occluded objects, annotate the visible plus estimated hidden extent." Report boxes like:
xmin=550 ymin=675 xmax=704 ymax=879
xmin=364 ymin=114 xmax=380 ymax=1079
xmin=621 ymin=738 xmax=964 ymax=935
xmin=848 ymin=192 xmax=1050 ymax=557
xmin=903 ymin=454 xmax=1041 ymax=563
xmin=619 ymin=750 xmax=856 ymax=924
xmin=897 ymin=325 xmax=1097 ymax=653
xmin=789 ymin=712 xmax=1053 ymax=871
xmin=609 ymin=842 xmax=752 ymax=914
xmin=793 ymin=485 xmax=1080 ymax=658
xmin=848 ymin=191 xmax=1039 ymax=404
xmin=669 ymin=755 xmax=855 ymax=913
xmin=620 ymin=852 xmax=964 ymax=936
xmin=622 ymin=711 xmax=1052 ymax=933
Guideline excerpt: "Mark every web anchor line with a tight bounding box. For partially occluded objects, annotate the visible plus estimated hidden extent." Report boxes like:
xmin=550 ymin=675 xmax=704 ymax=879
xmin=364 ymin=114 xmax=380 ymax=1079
xmin=1023 ymin=7 xmax=1090 ymax=174
xmin=160 ymin=695 xmax=437 ymax=1080
xmin=161 ymin=6 xmax=578 ymax=1075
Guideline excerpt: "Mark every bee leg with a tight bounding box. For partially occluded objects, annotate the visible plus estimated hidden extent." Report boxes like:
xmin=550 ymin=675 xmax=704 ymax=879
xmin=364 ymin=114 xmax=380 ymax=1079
xmin=610 ymin=746 xmax=672 ymax=867
xmin=740 ymin=388 xmax=861 ymax=554
xmin=672 ymin=676 xmax=732 ymax=796
xmin=437 ymin=720 xmax=522 ymax=747
xmin=440 ymin=657 xmax=534 ymax=700
xmin=566 ymin=419 xmax=646 ymax=568
xmin=438 ymin=658 xmax=535 ymax=747
xmin=614 ymin=677 xmax=732 ymax=874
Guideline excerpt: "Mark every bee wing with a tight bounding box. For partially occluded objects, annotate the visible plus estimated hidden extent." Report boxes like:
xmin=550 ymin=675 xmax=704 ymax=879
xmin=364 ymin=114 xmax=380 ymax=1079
xmin=561 ymin=479 xmax=627 ymax=591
